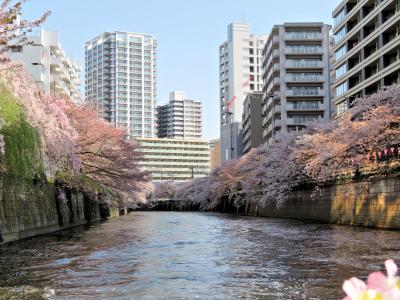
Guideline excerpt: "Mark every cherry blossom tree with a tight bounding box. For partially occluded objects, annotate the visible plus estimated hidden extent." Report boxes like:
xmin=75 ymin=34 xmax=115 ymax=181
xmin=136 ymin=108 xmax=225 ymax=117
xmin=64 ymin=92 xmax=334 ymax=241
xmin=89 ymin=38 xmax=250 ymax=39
xmin=0 ymin=57 xmax=78 ymax=176
xmin=153 ymin=181 xmax=177 ymax=200
xmin=0 ymin=0 xmax=50 ymax=53
xmin=295 ymin=86 xmax=400 ymax=182
xmin=66 ymin=104 xmax=150 ymax=194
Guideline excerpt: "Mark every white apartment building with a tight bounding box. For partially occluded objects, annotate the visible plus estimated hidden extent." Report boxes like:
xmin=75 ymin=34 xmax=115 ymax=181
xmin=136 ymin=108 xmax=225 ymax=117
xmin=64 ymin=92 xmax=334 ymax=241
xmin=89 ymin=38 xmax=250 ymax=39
xmin=136 ymin=138 xmax=211 ymax=182
xmin=157 ymin=91 xmax=202 ymax=139
xmin=332 ymin=0 xmax=400 ymax=116
xmin=85 ymin=31 xmax=157 ymax=138
xmin=262 ymin=23 xmax=332 ymax=144
xmin=219 ymin=22 xmax=268 ymax=162
xmin=9 ymin=29 xmax=81 ymax=101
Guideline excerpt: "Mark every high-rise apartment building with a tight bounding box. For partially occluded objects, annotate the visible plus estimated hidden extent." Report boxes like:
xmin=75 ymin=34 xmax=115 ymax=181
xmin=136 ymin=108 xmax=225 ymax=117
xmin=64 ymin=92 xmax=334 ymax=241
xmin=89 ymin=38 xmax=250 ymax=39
xmin=157 ymin=91 xmax=202 ymax=139
xmin=262 ymin=23 xmax=332 ymax=145
xmin=9 ymin=29 xmax=81 ymax=101
xmin=136 ymin=138 xmax=210 ymax=182
xmin=242 ymin=92 xmax=264 ymax=154
xmin=332 ymin=0 xmax=400 ymax=116
xmin=85 ymin=31 xmax=157 ymax=138
xmin=219 ymin=22 xmax=268 ymax=162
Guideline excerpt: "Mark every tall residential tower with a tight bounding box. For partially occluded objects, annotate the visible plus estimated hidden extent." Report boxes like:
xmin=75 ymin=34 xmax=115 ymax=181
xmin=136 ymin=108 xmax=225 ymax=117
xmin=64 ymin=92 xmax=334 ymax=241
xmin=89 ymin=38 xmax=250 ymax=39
xmin=219 ymin=22 xmax=268 ymax=162
xmin=85 ymin=31 xmax=157 ymax=138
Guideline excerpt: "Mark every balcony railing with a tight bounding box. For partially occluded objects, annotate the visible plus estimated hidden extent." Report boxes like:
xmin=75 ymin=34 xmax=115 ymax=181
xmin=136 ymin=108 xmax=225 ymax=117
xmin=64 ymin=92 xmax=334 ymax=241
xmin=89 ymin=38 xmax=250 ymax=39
xmin=285 ymin=60 xmax=324 ymax=68
xmin=285 ymin=32 xmax=323 ymax=40
xmin=286 ymin=103 xmax=323 ymax=111
xmin=286 ymin=74 xmax=324 ymax=82
xmin=285 ymin=47 xmax=324 ymax=54
xmin=287 ymin=117 xmax=321 ymax=125
xmin=286 ymin=88 xmax=325 ymax=96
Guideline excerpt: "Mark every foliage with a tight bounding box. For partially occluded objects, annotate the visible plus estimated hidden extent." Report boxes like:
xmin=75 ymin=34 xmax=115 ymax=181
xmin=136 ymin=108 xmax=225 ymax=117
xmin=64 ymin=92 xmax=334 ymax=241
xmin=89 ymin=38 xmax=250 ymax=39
xmin=173 ymin=86 xmax=400 ymax=209
xmin=0 ymin=90 xmax=44 ymax=177
xmin=343 ymin=260 xmax=400 ymax=300
xmin=66 ymin=104 xmax=150 ymax=194
xmin=153 ymin=181 xmax=177 ymax=199
xmin=0 ymin=0 xmax=149 ymax=206
xmin=0 ymin=0 xmax=50 ymax=52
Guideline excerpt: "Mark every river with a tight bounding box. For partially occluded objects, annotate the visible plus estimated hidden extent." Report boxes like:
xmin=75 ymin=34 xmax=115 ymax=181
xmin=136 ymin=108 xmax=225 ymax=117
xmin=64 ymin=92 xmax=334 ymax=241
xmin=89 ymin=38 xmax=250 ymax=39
xmin=0 ymin=212 xmax=399 ymax=299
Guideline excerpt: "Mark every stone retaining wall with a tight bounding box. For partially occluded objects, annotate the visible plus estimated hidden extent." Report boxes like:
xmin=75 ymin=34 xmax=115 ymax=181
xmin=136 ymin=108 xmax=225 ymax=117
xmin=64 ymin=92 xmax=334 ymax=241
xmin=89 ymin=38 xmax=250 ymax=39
xmin=250 ymin=176 xmax=400 ymax=228
xmin=0 ymin=174 xmax=121 ymax=244
xmin=147 ymin=175 xmax=400 ymax=229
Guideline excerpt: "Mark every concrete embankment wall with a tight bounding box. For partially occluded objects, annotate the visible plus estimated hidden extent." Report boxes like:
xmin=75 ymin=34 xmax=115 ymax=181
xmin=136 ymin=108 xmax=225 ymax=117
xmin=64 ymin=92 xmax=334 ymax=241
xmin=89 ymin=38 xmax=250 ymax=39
xmin=251 ymin=176 xmax=400 ymax=229
xmin=0 ymin=174 xmax=121 ymax=244
xmin=149 ymin=175 xmax=400 ymax=229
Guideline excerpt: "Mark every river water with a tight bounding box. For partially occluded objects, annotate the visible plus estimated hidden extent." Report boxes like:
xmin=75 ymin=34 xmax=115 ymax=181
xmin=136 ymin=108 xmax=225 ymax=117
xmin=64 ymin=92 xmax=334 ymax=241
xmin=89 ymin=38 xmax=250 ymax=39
xmin=0 ymin=212 xmax=399 ymax=299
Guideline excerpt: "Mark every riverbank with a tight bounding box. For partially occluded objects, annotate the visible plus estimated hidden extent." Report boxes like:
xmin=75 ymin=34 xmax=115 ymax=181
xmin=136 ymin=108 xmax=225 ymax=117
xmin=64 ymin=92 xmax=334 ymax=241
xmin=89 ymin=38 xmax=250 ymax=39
xmin=145 ymin=175 xmax=400 ymax=229
xmin=0 ymin=173 xmax=126 ymax=244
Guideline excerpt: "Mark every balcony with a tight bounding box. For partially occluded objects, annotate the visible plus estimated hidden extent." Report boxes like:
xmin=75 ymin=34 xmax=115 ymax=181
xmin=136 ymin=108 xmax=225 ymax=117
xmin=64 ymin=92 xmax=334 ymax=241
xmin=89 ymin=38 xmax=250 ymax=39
xmin=286 ymin=88 xmax=325 ymax=97
xmin=286 ymin=117 xmax=321 ymax=125
xmin=286 ymin=74 xmax=325 ymax=83
xmin=285 ymin=60 xmax=324 ymax=69
xmin=285 ymin=32 xmax=323 ymax=41
xmin=286 ymin=103 xmax=325 ymax=111
xmin=285 ymin=47 xmax=324 ymax=55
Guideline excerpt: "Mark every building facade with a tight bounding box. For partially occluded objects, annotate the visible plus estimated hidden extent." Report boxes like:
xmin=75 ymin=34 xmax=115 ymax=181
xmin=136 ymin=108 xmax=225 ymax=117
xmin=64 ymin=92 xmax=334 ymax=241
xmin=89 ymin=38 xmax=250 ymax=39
xmin=136 ymin=138 xmax=210 ymax=182
xmin=332 ymin=0 xmax=400 ymax=116
xmin=157 ymin=91 xmax=202 ymax=139
xmin=9 ymin=29 xmax=81 ymax=100
xmin=219 ymin=22 xmax=268 ymax=162
xmin=262 ymin=23 xmax=332 ymax=145
xmin=242 ymin=92 xmax=264 ymax=154
xmin=85 ymin=31 xmax=157 ymax=138
xmin=209 ymin=139 xmax=221 ymax=171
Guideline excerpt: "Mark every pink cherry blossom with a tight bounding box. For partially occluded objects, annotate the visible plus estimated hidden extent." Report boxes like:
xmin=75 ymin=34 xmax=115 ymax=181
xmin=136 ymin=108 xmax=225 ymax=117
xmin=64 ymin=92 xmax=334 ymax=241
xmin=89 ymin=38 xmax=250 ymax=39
xmin=343 ymin=260 xmax=400 ymax=300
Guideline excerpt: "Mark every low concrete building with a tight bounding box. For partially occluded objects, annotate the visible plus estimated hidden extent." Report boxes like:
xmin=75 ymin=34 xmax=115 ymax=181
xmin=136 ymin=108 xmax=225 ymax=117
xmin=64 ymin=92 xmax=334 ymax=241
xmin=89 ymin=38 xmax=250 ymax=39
xmin=136 ymin=138 xmax=210 ymax=182
xmin=209 ymin=139 xmax=221 ymax=171
xmin=9 ymin=29 xmax=81 ymax=101
xmin=242 ymin=92 xmax=263 ymax=155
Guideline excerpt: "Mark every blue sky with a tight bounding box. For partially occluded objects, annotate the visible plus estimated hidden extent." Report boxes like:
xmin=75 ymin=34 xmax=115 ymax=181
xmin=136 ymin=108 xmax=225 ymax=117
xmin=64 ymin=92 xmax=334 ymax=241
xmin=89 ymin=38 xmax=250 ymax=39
xmin=24 ymin=0 xmax=338 ymax=140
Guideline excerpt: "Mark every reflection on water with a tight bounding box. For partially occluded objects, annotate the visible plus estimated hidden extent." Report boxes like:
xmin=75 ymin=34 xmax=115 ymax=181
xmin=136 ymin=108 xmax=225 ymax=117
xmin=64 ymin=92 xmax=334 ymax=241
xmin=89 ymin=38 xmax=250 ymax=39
xmin=0 ymin=212 xmax=399 ymax=299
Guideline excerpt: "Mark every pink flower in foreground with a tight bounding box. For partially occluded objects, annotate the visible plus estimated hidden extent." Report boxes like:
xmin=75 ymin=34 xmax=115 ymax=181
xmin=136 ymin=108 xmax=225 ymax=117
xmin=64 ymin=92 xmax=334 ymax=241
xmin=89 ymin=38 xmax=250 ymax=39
xmin=343 ymin=260 xmax=400 ymax=300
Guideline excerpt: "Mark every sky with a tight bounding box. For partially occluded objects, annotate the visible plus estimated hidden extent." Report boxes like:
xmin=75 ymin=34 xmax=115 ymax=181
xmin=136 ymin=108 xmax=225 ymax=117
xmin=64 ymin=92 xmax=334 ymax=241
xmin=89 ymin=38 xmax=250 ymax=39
xmin=24 ymin=0 xmax=339 ymax=140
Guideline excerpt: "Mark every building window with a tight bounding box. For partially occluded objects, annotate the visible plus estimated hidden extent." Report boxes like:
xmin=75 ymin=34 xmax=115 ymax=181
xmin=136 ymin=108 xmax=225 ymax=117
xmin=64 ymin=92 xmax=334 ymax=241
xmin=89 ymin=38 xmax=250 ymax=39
xmin=334 ymin=26 xmax=347 ymax=44
xmin=336 ymin=81 xmax=348 ymax=97
xmin=10 ymin=46 xmax=23 ymax=53
xmin=335 ymin=63 xmax=348 ymax=79
xmin=334 ymin=8 xmax=346 ymax=27
xmin=336 ymin=100 xmax=348 ymax=116
xmin=335 ymin=44 xmax=347 ymax=61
